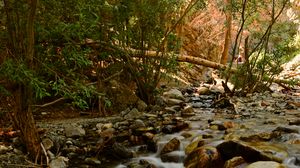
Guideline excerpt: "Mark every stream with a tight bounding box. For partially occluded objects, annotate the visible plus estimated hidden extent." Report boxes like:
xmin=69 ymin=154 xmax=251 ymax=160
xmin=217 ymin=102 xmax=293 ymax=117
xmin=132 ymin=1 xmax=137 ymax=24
xmin=112 ymin=88 xmax=300 ymax=168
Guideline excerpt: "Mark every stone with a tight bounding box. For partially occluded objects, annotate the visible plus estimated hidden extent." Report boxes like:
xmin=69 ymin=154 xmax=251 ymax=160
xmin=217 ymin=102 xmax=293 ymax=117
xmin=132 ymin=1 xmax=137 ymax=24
xmin=42 ymin=138 xmax=54 ymax=150
xmin=111 ymin=143 xmax=134 ymax=159
xmin=49 ymin=156 xmax=69 ymax=168
xmin=217 ymin=140 xmax=288 ymax=163
xmin=162 ymin=125 xmax=176 ymax=134
xmin=288 ymin=119 xmax=300 ymax=125
xmin=246 ymin=161 xmax=285 ymax=168
xmin=185 ymin=138 xmax=205 ymax=155
xmin=65 ymin=125 xmax=85 ymax=138
xmin=163 ymin=89 xmax=184 ymax=100
xmin=184 ymin=146 xmax=221 ymax=168
xmin=160 ymin=138 xmax=180 ymax=155
xmin=197 ymin=86 xmax=210 ymax=95
xmin=84 ymin=157 xmax=101 ymax=165
xmin=224 ymin=156 xmax=246 ymax=168
xmin=0 ymin=145 xmax=10 ymax=154
xmin=124 ymin=108 xmax=142 ymax=119
xmin=166 ymin=98 xmax=184 ymax=106
xmin=161 ymin=151 xmax=185 ymax=163
xmin=137 ymin=100 xmax=147 ymax=112
xmin=130 ymin=119 xmax=146 ymax=129
xmin=181 ymin=105 xmax=195 ymax=117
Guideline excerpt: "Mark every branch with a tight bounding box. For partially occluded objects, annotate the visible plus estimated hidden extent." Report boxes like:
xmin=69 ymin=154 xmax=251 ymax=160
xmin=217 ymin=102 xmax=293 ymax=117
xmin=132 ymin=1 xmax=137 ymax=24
xmin=32 ymin=97 xmax=65 ymax=108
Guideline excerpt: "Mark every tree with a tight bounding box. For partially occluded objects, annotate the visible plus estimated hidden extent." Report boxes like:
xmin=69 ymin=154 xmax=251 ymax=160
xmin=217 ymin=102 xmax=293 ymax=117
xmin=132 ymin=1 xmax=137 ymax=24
xmin=3 ymin=0 xmax=41 ymax=160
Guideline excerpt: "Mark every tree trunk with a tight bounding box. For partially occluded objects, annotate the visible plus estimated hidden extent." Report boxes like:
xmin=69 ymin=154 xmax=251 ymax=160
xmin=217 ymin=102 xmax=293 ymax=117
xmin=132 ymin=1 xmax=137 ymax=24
xmin=4 ymin=0 xmax=41 ymax=160
xmin=220 ymin=0 xmax=232 ymax=64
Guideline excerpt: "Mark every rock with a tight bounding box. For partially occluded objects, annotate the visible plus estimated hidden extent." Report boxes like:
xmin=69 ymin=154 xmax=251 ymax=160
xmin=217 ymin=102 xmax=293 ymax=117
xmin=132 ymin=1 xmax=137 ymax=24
xmin=185 ymin=138 xmax=205 ymax=155
xmin=111 ymin=143 xmax=134 ymax=159
xmin=210 ymin=121 xmax=227 ymax=131
xmin=65 ymin=125 xmax=85 ymax=138
xmin=184 ymin=146 xmax=222 ymax=168
xmin=163 ymin=89 xmax=184 ymax=100
xmin=166 ymin=98 xmax=184 ymax=106
xmin=273 ymin=126 xmax=299 ymax=134
xmin=197 ymin=86 xmax=210 ymax=95
xmin=42 ymin=138 xmax=54 ymax=150
xmin=224 ymin=156 xmax=246 ymax=168
xmin=99 ymin=128 xmax=115 ymax=140
xmin=0 ymin=145 xmax=10 ymax=154
xmin=288 ymin=119 xmax=300 ymax=125
xmin=124 ymin=108 xmax=142 ymax=119
xmin=162 ymin=125 xmax=176 ymax=134
xmin=160 ymin=138 xmax=180 ymax=155
xmin=84 ymin=157 xmax=101 ymax=165
xmin=137 ymin=100 xmax=147 ymax=112
xmin=246 ymin=161 xmax=285 ymax=168
xmin=164 ymin=107 xmax=179 ymax=114
xmin=130 ymin=119 xmax=146 ymax=129
xmin=161 ymin=151 xmax=184 ymax=163
xmin=49 ymin=156 xmax=69 ymax=168
xmin=181 ymin=105 xmax=195 ymax=117
xmin=217 ymin=140 xmax=288 ymax=163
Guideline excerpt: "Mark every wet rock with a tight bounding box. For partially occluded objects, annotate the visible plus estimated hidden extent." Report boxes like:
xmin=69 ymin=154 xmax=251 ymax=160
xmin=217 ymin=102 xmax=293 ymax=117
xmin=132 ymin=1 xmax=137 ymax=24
xmin=166 ymin=98 xmax=184 ymax=106
xmin=127 ymin=159 xmax=158 ymax=168
xmin=84 ymin=157 xmax=101 ymax=165
xmin=185 ymin=138 xmax=205 ymax=155
xmin=161 ymin=151 xmax=184 ymax=163
xmin=42 ymin=138 xmax=54 ymax=150
xmin=181 ymin=105 xmax=195 ymax=117
xmin=184 ymin=146 xmax=222 ymax=168
xmin=160 ymin=137 xmax=180 ymax=155
xmin=288 ymin=119 xmax=300 ymax=126
xmin=65 ymin=125 xmax=85 ymax=138
xmin=163 ymin=89 xmax=184 ymax=100
xmin=210 ymin=121 xmax=226 ymax=131
xmin=217 ymin=140 xmax=288 ymax=163
xmin=224 ymin=156 xmax=246 ymax=168
xmin=124 ymin=108 xmax=142 ymax=119
xmin=162 ymin=125 xmax=176 ymax=134
xmin=273 ymin=126 xmax=299 ymax=134
xmin=49 ymin=156 xmax=69 ymax=168
xmin=246 ymin=161 xmax=285 ymax=168
xmin=111 ymin=143 xmax=134 ymax=159
xmin=211 ymin=97 xmax=235 ymax=109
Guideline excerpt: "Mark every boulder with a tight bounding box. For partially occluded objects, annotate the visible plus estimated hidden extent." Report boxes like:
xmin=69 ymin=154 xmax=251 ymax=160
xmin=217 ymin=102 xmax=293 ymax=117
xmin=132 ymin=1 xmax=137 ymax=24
xmin=184 ymin=146 xmax=222 ymax=168
xmin=217 ymin=140 xmax=288 ymax=163
xmin=163 ymin=89 xmax=184 ymax=100
xmin=160 ymin=138 xmax=180 ymax=155
xmin=197 ymin=86 xmax=210 ymax=95
xmin=181 ymin=105 xmax=195 ymax=117
xmin=224 ymin=156 xmax=246 ymax=168
xmin=161 ymin=151 xmax=185 ymax=163
xmin=246 ymin=161 xmax=285 ymax=168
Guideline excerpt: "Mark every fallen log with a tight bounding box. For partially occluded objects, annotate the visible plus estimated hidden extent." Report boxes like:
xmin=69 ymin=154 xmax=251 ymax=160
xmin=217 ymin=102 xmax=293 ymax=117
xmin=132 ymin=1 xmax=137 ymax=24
xmin=130 ymin=49 xmax=299 ymax=87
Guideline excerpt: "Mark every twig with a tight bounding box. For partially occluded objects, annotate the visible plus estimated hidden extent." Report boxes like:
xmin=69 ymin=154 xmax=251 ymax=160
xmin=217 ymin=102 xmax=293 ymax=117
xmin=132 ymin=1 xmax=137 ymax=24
xmin=40 ymin=142 xmax=49 ymax=166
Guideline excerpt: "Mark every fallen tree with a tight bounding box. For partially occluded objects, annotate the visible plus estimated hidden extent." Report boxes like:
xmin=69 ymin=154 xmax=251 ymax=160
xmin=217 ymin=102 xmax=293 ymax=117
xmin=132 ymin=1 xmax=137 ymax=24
xmin=129 ymin=49 xmax=299 ymax=88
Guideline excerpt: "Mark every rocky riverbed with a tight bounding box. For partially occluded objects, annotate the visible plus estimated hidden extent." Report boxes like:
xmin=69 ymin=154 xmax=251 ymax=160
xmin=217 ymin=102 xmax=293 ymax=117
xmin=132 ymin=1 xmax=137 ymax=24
xmin=1 ymin=83 xmax=300 ymax=168
xmin=1 ymin=55 xmax=300 ymax=168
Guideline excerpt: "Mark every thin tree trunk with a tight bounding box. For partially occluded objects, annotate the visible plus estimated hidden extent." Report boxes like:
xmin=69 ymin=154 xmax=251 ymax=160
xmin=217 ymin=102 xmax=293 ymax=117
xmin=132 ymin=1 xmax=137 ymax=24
xmin=220 ymin=0 xmax=232 ymax=64
xmin=4 ymin=0 xmax=41 ymax=160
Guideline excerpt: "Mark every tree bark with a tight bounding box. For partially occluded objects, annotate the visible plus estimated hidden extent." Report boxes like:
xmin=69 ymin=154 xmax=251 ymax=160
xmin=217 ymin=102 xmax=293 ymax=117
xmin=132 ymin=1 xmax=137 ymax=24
xmin=220 ymin=0 xmax=232 ymax=64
